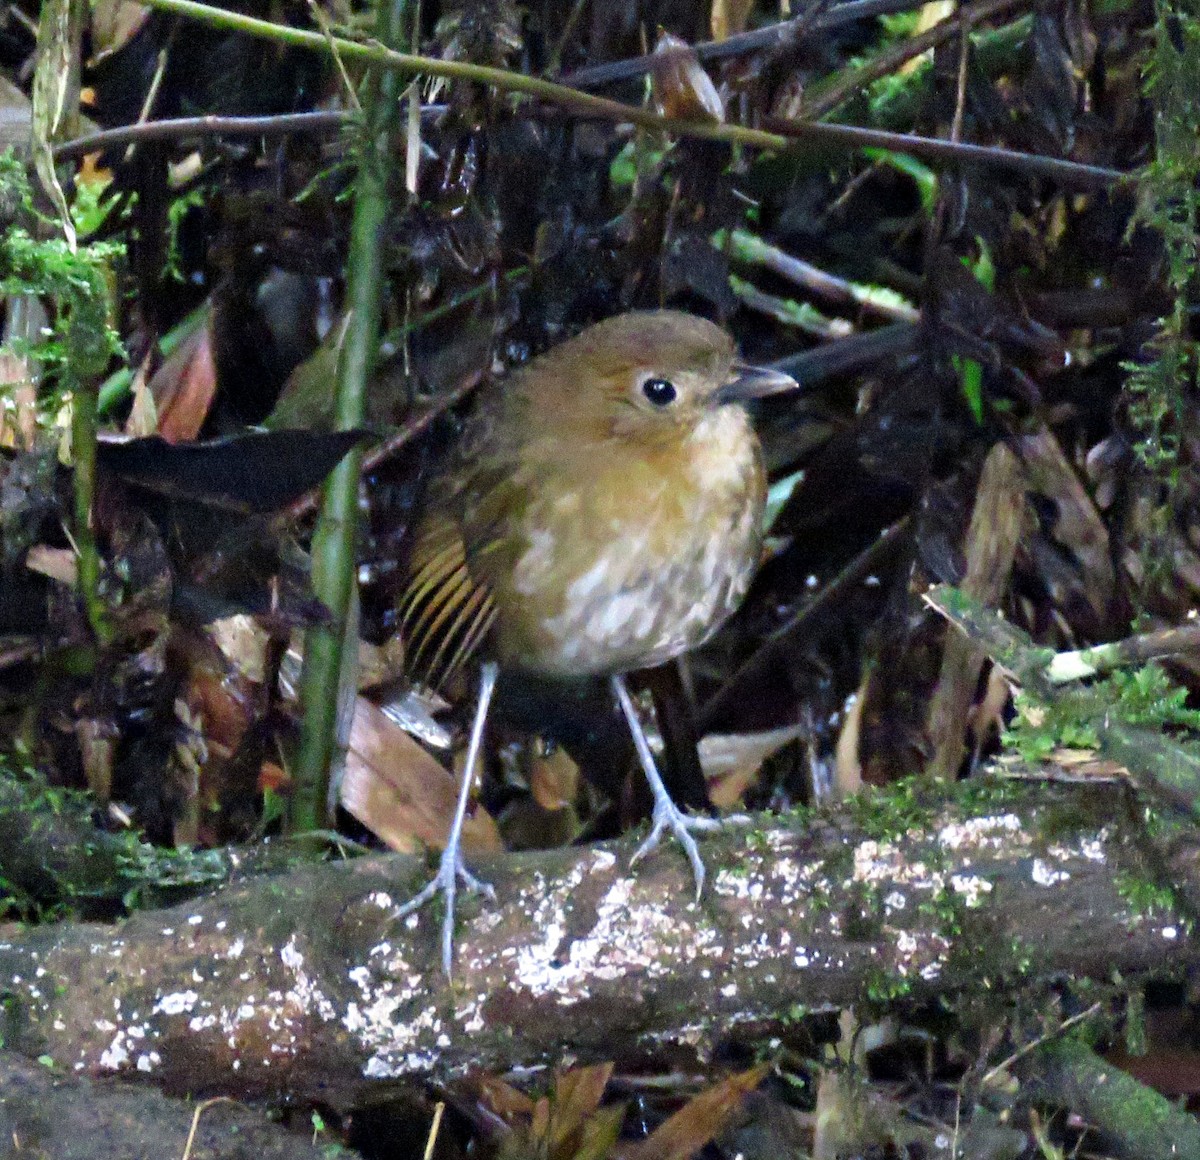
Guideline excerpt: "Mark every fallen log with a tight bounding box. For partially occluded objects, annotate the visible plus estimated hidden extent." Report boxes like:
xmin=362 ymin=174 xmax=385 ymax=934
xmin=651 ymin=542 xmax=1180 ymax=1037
xmin=0 ymin=779 xmax=1192 ymax=1107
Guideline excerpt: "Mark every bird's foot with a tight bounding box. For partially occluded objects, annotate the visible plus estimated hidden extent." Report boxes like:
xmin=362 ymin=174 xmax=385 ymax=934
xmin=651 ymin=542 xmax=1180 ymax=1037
xmin=630 ymin=798 xmax=750 ymax=900
xmin=394 ymin=846 xmax=496 ymax=975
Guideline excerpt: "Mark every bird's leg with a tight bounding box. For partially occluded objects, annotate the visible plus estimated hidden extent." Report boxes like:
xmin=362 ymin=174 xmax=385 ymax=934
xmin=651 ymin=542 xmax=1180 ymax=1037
xmin=611 ymin=673 xmax=726 ymax=899
xmin=395 ymin=661 xmax=499 ymax=974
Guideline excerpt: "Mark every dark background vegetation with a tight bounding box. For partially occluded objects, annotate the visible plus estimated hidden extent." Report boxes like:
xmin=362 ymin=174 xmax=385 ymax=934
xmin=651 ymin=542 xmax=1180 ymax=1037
xmin=2 ymin=0 xmax=1200 ymax=1156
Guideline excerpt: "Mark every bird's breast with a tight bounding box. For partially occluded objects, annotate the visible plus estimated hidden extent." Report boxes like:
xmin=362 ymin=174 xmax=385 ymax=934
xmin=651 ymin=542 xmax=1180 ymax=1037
xmin=487 ymin=405 xmax=765 ymax=677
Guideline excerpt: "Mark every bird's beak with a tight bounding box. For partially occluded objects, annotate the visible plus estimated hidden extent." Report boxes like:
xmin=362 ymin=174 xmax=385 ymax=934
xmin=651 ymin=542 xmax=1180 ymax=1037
xmin=716 ymin=363 xmax=799 ymax=404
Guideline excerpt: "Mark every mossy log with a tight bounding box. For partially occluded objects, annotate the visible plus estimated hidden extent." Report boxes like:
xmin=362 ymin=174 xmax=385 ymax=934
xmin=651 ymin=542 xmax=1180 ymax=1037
xmin=0 ymin=779 xmax=1193 ymax=1106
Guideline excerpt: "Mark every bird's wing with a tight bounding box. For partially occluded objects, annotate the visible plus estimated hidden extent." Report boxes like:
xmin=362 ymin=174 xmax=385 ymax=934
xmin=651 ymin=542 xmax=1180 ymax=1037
xmin=397 ymin=387 xmax=520 ymax=688
xmin=399 ymin=508 xmax=498 ymax=690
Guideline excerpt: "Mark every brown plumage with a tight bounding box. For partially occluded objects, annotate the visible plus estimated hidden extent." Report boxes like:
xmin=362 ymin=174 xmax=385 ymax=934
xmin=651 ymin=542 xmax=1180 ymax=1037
xmin=395 ymin=310 xmax=796 ymax=972
xmin=401 ymin=310 xmax=769 ymax=683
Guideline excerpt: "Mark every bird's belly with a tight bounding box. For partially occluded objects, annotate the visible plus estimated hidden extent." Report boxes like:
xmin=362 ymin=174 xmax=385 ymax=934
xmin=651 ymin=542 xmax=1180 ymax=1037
xmin=495 ymin=488 xmax=761 ymax=678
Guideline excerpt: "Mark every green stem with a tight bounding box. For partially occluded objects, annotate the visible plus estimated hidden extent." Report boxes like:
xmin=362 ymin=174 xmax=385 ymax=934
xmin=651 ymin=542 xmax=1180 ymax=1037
xmin=134 ymin=0 xmax=791 ymax=149
xmin=70 ymin=377 xmax=110 ymax=644
xmin=131 ymin=0 xmax=1132 ymax=192
xmin=290 ymin=0 xmax=412 ymax=832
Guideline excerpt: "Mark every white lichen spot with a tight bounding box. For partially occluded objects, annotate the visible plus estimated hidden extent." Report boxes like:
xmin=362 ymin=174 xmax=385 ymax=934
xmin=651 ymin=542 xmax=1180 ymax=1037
xmin=187 ymin=914 xmax=203 ymax=926
xmin=154 ymin=990 xmax=199 ymax=1016
xmin=367 ymin=891 xmax=394 ymax=909
xmin=591 ymin=849 xmax=616 ymax=873
xmin=884 ymin=891 xmax=906 ymax=913
xmin=280 ymin=935 xmax=337 ymax=1022
xmin=937 ymin=814 xmax=1023 ymax=851
xmin=1031 ymin=859 xmax=1069 ymax=887
xmin=1049 ymin=832 xmax=1109 ymax=865
xmin=100 ymin=1032 xmax=130 ymax=1070
xmin=1163 ymin=926 xmax=1178 ymax=940
xmin=226 ymin=938 xmax=245 ymax=959
xmin=721 ymin=983 xmax=738 ymax=999
xmin=950 ymin=875 xmax=993 ymax=908
xmin=135 ymin=1052 xmax=161 ymax=1072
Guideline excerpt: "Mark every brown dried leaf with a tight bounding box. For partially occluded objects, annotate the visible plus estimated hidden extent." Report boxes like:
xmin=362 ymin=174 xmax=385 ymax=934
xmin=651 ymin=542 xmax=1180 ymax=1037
xmin=650 ymin=31 xmax=724 ymax=123
xmin=147 ymin=307 xmax=218 ymax=443
xmin=476 ymin=1073 xmax=537 ymax=1120
xmin=710 ymin=0 xmax=755 ymax=41
xmin=25 ymin=545 xmax=77 ymax=584
xmin=340 ymin=697 xmax=501 ymax=855
xmin=701 ymin=725 xmax=803 ymax=810
xmin=618 ymin=1065 xmax=768 ymax=1160
xmin=89 ymin=0 xmax=150 ymax=63
xmin=530 ymin=743 xmax=579 ymax=811
xmin=125 ymin=354 xmax=158 ymax=438
xmin=1017 ymin=427 xmax=1114 ymax=625
xmin=549 ymin=1063 xmax=614 ymax=1155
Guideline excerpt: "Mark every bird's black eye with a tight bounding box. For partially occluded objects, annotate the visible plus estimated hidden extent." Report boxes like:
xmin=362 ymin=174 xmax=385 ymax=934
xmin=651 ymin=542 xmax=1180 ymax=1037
xmin=641 ymin=377 xmax=677 ymax=407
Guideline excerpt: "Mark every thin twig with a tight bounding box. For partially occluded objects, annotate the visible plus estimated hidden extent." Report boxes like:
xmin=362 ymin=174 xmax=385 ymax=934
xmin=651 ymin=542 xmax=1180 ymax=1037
xmin=283 ymin=366 xmax=485 ymax=523
xmin=560 ymin=0 xmax=930 ymax=88
xmin=51 ymin=109 xmax=460 ymax=160
xmin=698 ymin=518 xmax=911 ymax=731
xmin=422 ymin=1103 xmax=446 ymax=1160
xmin=723 ymin=228 xmax=920 ymax=322
xmin=181 ymin=1097 xmax=239 ymax=1160
xmin=307 ymin=0 xmax=362 ymax=112
xmin=84 ymin=0 xmax=1133 ymax=194
xmin=761 ymin=116 xmax=1129 ymax=190
xmin=803 ymin=0 xmax=1028 ymax=119
xmin=980 ymin=1002 xmax=1103 ymax=1087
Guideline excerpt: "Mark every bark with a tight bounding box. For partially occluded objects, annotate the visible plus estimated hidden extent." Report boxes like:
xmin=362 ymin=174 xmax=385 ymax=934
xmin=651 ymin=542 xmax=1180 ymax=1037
xmin=0 ymin=1051 xmax=332 ymax=1159
xmin=0 ymin=780 xmax=1194 ymax=1107
xmin=1018 ymin=1037 xmax=1200 ymax=1160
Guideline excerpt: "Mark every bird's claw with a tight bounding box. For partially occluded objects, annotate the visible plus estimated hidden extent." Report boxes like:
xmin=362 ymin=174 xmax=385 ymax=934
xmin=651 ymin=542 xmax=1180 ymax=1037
xmin=631 ymin=802 xmax=751 ymax=900
xmin=395 ymin=847 xmax=494 ymax=975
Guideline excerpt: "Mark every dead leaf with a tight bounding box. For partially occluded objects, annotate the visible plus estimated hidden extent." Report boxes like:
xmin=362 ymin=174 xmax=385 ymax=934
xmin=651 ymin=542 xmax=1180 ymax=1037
xmin=475 ymin=1074 xmax=537 ymax=1120
xmin=619 ymin=1065 xmax=767 ymax=1160
xmin=834 ymin=678 xmax=866 ymax=801
xmin=25 ymin=545 xmax=77 ymax=584
xmin=701 ymin=724 xmax=803 ymax=809
xmin=549 ymin=1063 xmax=614 ymax=1155
xmin=650 ymin=31 xmax=724 ymax=123
xmin=89 ymin=0 xmax=150 ymax=63
xmin=147 ymin=305 xmax=218 ymax=443
xmin=531 ymin=742 xmax=579 ymax=811
xmin=340 ymin=697 xmax=501 ymax=855
xmin=710 ymin=0 xmax=755 ymax=41
xmin=124 ymin=354 xmax=159 ymax=438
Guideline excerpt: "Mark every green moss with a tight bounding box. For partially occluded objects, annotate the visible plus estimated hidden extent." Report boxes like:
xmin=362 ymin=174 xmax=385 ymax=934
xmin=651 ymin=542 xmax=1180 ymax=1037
xmin=1114 ymin=869 xmax=1182 ymax=921
xmin=863 ymin=963 xmax=914 ymax=1007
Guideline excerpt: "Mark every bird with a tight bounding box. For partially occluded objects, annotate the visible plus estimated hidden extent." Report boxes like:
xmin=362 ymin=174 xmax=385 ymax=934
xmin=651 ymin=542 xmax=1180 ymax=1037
xmin=396 ymin=309 xmax=796 ymax=971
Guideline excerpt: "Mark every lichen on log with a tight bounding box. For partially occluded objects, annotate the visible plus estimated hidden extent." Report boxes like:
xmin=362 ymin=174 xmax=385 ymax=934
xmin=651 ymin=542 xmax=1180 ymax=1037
xmin=0 ymin=779 xmax=1191 ymax=1106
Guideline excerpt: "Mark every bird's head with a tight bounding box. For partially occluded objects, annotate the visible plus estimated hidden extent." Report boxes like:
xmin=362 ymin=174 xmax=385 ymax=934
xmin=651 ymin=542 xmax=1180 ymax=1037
xmin=519 ymin=310 xmax=796 ymax=443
